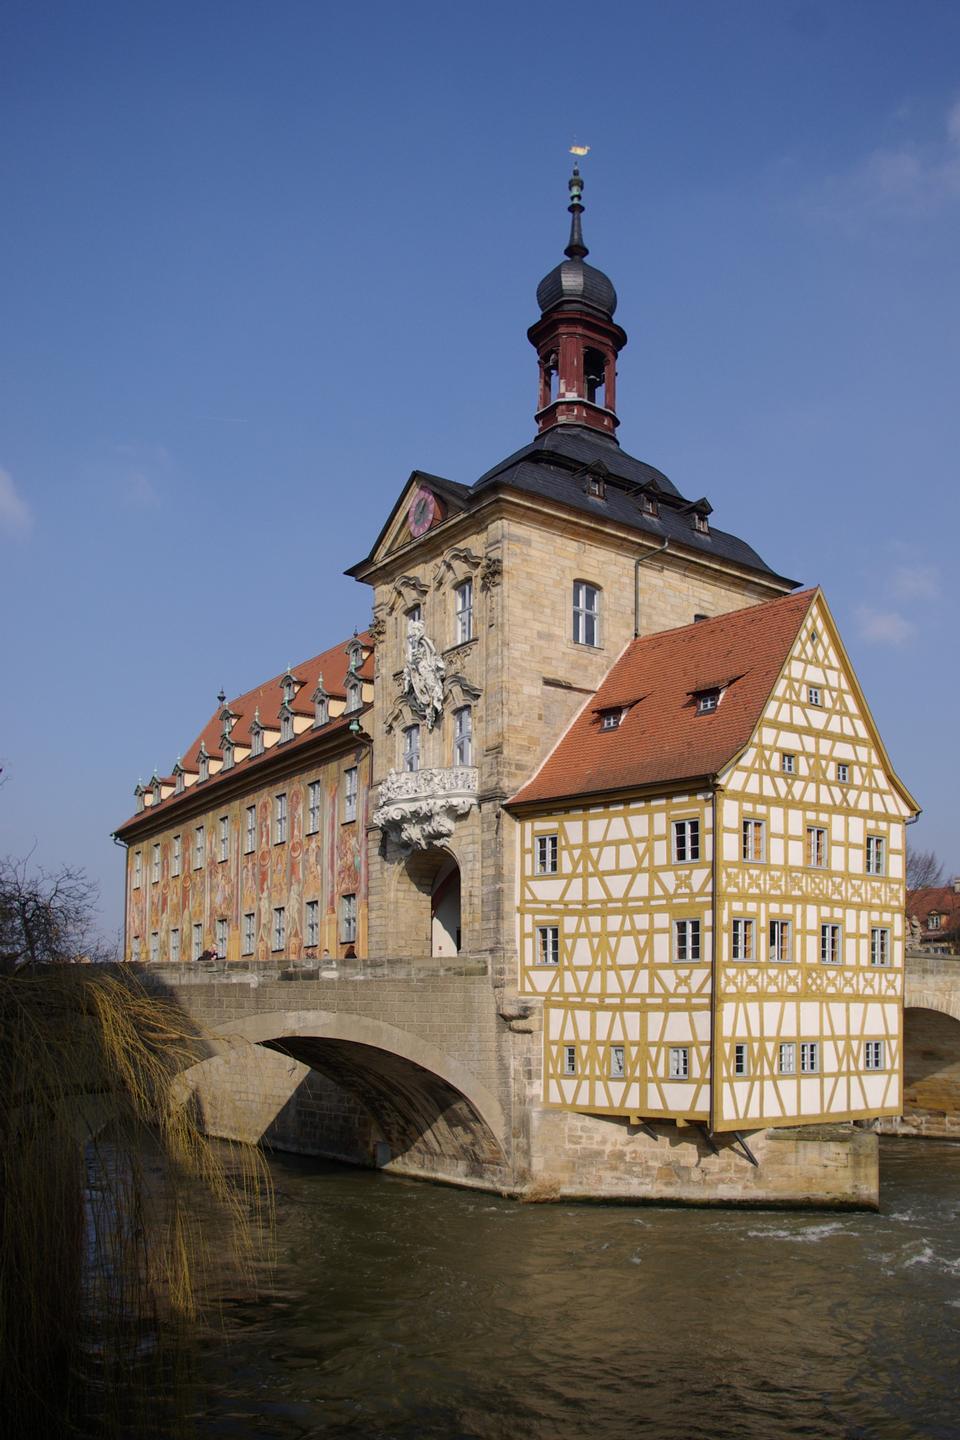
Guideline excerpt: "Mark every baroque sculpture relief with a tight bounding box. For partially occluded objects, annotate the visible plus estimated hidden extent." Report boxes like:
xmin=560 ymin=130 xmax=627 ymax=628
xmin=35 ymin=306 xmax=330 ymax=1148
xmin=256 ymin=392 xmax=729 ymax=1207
xmin=402 ymin=621 xmax=445 ymax=730
xmin=373 ymin=766 xmax=479 ymax=852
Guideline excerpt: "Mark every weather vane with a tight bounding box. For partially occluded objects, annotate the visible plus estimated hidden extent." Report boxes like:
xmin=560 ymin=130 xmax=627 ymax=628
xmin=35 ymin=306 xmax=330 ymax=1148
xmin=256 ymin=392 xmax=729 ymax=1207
xmin=569 ymin=143 xmax=590 ymax=158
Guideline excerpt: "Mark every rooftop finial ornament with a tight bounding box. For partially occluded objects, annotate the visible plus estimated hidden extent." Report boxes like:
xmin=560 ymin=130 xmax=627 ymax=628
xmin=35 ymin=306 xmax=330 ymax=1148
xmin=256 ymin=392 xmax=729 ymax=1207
xmin=565 ymin=144 xmax=590 ymax=260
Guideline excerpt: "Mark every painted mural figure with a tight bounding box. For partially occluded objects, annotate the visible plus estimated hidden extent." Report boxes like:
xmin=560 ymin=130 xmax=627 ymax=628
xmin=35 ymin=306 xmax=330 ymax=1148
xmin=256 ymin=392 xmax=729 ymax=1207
xmin=403 ymin=621 xmax=445 ymax=730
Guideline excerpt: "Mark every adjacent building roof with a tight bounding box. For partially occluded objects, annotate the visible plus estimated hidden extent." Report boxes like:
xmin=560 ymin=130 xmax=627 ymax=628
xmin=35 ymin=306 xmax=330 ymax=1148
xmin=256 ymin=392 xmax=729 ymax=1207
xmin=115 ymin=632 xmax=372 ymax=835
xmin=508 ymin=590 xmax=817 ymax=808
xmin=907 ymin=884 xmax=960 ymax=940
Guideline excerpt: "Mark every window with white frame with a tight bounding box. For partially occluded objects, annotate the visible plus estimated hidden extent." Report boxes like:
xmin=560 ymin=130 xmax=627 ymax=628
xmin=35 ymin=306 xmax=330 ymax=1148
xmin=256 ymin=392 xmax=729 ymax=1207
xmin=563 ymin=1045 xmax=577 ymax=1076
xmin=669 ymin=1047 xmax=689 ymax=1079
xmin=244 ymin=805 xmax=256 ymax=854
xmin=172 ymin=834 xmax=182 ymax=877
xmin=150 ymin=931 xmax=159 ymax=964
xmin=305 ymin=899 xmax=319 ymax=948
xmin=274 ymin=792 xmax=287 ymax=845
xmin=402 ymin=724 xmax=420 ymax=773
xmin=314 ymin=690 xmax=329 ymax=727
xmin=866 ymin=835 xmax=886 ymax=876
xmin=769 ymin=918 xmax=792 ymax=963
xmin=535 ymin=834 xmax=558 ymax=875
xmin=609 ymin=1045 xmax=625 ymax=1078
xmin=454 ymin=579 xmax=474 ymax=644
xmin=152 ymin=844 xmax=160 ymax=883
xmin=251 ymin=725 xmax=264 ymax=758
xmin=674 ymin=918 xmax=701 ymax=962
xmin=170 ymin=928 xmax=180 ymax=963
xmin=307 ymin=781 xmax=321 ymax=834
xmin=280 ymin=709 xmax=294 ymax=743
xmin=778 ymin=1042 xmax=796 ymax=1075
xmin=222 ymin=741 xmax=234 ymax=771
xmin=133 ymin=851 xmax=142 ymax=888
xmin=865 ymin=1040 xmax=885 ymax=1071
xmin=732 ymin=918 xmax=755 ymax=961
xmin=800 ymin=1041 xmax=819 ymax=1073
xmin=537 ymin=926 xmax=560 ymax=965
xmin=929 ymin=913 xmax=942 ymax=930
xmin=600 ymin=710 xmax=621 ymax=731
xmin=345 ymin=680 xmax=361 ymax=713
xmin=341 ymin=893 xmax=357 ymax=944
xmin=696 ymin=689 xmax=719 ymax=715
xmin=132 ymin=935 xmax=141 ymax=962
xmin=673 ymin=819 xmax=700 ymax=863
xmin=218 ymin=815 xmax=229 ymax=863
xmin=272 ymin=906 xmax=286 ymax=952
xmin=242 ymin=912 xmax=255 ymax=956
xmin=572 ymin=581 xmax=601 ymax=647
xmin=742 ymin=818 xmax=765 ymax=863
xmin=871 ymin=928 xmax=890 ymax=966
xmin=837 ymin=763 xmax=849 ymax=783
xmin=343 ymin=767 xmax=358 ymax=823
xmin=453 ymin=706 xmax=473 ymax=766
xmin=734 ymin=1043 xmax=749 ymax=1077
xmin=781 ymin=753 xmax=796 ymax=774
xmin=193 ymin=825 xmax=204 ymax=870
xmin=215 ymin=918 xmax=227 ymax=958
xmin=820 ymin=923 xmax=842 ymax=965
xmin=807 ymin=827 xmax=827 ymax=868
xmin=808 ymin=686 xmax=822 ymax=706
xmin=693 ymin=510 xmax=709 ymax=535
xmin=192 ymin=923 xmax=203 ymax=962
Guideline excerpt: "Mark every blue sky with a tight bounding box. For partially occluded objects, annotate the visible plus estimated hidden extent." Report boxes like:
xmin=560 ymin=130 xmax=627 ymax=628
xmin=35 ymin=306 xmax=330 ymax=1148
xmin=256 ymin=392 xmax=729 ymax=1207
xmin=1 ymin=1 xmax=958 ymax=938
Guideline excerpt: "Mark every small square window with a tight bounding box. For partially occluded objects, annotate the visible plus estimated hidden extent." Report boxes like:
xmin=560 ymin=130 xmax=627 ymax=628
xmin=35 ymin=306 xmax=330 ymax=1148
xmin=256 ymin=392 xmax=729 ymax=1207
xmin=600 ymin=711 xmax=621 ymax=731
xmin=696 ymin=690 xmax=719 ymax=715
xmin=808 ymin=686 xmax=822 ymax=707
xmin=865 ymin=1040 xmax=885 ymax=1071
xmin=669 ymin=1047 xmax=689 ymax=1080
xmin=535 ymin=835 xmax=558 ymax=875
xmin=563 ymin=1045 xmax=577 ymax=1076
xmin=781 ymin=753 xmax=796 ymax=774
xmin=609 ymin=1045 xmax=625 ymax=1078
xmin=836 ymin=763 xmax=849 ymax=783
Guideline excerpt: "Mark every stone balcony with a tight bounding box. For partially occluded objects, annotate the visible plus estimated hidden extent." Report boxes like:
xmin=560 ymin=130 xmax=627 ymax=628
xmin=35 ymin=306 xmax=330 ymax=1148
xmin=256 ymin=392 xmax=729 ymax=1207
xmin=372 ymin=765 xmax=479 ymax=851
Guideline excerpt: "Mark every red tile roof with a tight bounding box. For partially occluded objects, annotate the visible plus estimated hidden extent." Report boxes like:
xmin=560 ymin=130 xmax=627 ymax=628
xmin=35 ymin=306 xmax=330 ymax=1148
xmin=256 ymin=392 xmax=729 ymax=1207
xmin=116 ymin=631 xmax=372 ymax=833
xmin=907 ymin=885 xmax=960 ymax=938
xmin=509 ymin=590 xmax=816 ymax=808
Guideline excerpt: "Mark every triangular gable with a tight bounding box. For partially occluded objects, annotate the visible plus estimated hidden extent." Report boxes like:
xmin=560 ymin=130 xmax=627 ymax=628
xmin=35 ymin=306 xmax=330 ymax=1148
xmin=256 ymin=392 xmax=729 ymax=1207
xmin=345 ymin=471 xmax=472 ymax=575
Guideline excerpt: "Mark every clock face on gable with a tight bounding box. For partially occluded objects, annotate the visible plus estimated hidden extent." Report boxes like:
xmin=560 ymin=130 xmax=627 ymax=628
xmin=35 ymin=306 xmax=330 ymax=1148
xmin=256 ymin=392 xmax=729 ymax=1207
xmin=407 ymin=487 xmax=438 ymax=538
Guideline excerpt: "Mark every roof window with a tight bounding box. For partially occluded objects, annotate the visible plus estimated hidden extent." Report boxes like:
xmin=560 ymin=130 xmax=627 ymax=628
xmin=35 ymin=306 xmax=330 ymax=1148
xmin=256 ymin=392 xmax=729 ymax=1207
xmin=600 ymin=710 xmax=623 ymax=731
xmin=696 ymin=689 xmax=720 ymax=715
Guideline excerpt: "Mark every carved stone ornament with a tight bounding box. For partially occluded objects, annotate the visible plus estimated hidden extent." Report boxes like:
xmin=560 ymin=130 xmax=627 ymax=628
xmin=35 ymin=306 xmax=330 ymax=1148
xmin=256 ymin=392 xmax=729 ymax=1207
xmin=373 ymin=766 xmax=479 ymax=852
xmin=402 ymin=621 xmax=446 ymax=730
xmin=480 ymin=553 xmax=503 ymax=591
xmin=368 ymin=614 xmax=386 ymax=645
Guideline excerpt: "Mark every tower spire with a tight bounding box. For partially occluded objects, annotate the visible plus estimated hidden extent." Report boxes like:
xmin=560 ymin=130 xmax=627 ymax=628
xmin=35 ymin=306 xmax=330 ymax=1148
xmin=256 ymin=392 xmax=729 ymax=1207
xmin=564 ymin=163 xmax=589 ymax=261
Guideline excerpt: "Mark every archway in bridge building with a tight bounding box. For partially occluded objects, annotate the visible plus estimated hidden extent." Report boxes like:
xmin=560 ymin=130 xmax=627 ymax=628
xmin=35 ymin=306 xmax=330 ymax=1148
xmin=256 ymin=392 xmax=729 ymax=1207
xmin=389 ymin=847 xmax=463 ymax=958
xmin=180 ymin=1010 xmax=506 ymax=1184
xmin=901 ymin=1005 xmax=960 ymax=1136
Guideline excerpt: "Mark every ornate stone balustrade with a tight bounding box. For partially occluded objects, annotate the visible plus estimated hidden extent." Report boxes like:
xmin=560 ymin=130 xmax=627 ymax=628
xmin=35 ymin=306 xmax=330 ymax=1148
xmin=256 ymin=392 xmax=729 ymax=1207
xmin=373 ymin=765 xmax=479 ymax=851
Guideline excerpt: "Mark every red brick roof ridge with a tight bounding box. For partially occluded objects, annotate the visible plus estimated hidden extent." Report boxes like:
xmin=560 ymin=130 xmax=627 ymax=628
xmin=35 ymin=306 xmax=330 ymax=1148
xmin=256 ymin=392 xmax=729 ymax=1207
xmin=508 ymin=590 xmax=818 ymax=808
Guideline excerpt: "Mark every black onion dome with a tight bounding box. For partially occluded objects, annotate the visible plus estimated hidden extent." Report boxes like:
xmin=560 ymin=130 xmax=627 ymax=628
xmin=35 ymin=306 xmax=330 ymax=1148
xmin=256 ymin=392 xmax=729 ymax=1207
xmin=536 ymin=161 xmax=618 ymax=318
xmin=536 ymin=259 xmax=617 ymax=317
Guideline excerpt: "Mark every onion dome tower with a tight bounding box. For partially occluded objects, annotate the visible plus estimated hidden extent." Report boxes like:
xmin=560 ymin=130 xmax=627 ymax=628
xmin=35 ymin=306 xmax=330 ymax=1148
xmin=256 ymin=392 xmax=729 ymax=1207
xmin=528 ymin=163 xmax=628 ymax=438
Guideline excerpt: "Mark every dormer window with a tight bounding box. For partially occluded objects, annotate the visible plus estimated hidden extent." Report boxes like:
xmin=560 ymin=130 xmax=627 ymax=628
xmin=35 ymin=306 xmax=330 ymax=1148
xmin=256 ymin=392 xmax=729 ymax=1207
xmin=696 ymin=689 xmax=720 ymax=715
xmin=198 ymin=745 xmax=209 ymax=782
xmin=281 ymin=670 xmax=298 ymax=707
xmin=346 ymin=679 xmax=361 ymax=713
xmin=152 ymin=781 xmax=162 ymax=807
xmin=347 ymin=641 xmax=364 ymax=674
xmin=929 ymin=913 xmax=941 ymax=930
xmin=640 ymin=491 xmax=659 ymax=518
xmin=693 ymin=512 xmax=709 ymax=535
xmin=280 ymin=708 xmax=294 ymax=743
xmin=250 ymin=714 xmax=264 ymax=758
xmin=600 ymin=710 xmax=622 ymax=731
xmin=313 ymin=685 xmax=329 ymax=727
xmin=222 ymin=740 xmax=234 ymax=771
xmin=135 ymin=785 xmax=145 ymax=813
xmin=586 ymin=473 xmax=605 ymax=499
xmin=174 ymin=766 xmax=185 ymax=795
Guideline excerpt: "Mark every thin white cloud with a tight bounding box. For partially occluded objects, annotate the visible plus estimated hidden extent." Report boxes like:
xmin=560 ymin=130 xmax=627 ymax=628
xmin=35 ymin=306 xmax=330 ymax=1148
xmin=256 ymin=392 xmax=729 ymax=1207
xmin=123 ymin=470 xmax=160 ymax=509
xmin=813 ymin=94 xmax=960 ymax=225
xmin=855 ymin=606 xmax=915 ymax=646
xmin=0 ymin=467 xmax=33 ymax=538
xmin=892 ymin=563 xmax=940 ymax=602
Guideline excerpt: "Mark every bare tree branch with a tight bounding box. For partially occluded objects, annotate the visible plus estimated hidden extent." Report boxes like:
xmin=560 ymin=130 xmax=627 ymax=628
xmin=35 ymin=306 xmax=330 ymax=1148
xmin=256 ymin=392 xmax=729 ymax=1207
xmin=906 ymin=846 xmax=944 ymax=893
xmin=0 ymin=855 xmax=116 ymax=973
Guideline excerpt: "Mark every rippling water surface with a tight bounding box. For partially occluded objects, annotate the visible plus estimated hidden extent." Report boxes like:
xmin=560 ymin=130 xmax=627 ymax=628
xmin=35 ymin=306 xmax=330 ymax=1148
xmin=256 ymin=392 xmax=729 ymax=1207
xmin=194 ymin=1139 xmax=960 ymax=1439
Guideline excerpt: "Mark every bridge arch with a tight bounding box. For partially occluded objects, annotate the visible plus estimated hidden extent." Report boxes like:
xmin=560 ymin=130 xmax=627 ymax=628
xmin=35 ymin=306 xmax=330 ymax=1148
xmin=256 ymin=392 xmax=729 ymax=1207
xmin=900 ymin=979 xmax=960 ymax=1138
xmin=180 ymin=1008 xmax=508 ymax=1178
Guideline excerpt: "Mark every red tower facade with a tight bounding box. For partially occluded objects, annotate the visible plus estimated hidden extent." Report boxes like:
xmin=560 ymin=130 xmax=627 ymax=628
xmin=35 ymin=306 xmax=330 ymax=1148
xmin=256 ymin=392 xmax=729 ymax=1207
xmin=528 ymin=165 xmax=628 ymax=438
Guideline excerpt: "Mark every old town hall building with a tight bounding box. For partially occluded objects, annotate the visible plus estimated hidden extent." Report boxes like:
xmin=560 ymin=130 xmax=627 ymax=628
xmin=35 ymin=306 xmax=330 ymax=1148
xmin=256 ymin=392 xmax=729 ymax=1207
xmin=116 ymin=165 xmax=917 ymax=1199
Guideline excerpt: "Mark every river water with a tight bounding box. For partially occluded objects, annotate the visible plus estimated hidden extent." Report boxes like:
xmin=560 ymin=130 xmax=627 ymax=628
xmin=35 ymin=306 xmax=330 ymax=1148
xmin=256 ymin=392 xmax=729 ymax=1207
xmin=193 ymin=1139 xmax=960 ymax=1440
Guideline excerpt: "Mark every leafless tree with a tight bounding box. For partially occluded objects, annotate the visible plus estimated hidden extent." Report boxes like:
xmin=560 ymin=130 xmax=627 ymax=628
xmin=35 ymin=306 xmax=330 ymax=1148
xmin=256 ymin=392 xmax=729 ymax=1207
xmin=906 ymin=846 xmax=944 ymax=893
xmin=0 ymin=854 xmax=117 ymax=972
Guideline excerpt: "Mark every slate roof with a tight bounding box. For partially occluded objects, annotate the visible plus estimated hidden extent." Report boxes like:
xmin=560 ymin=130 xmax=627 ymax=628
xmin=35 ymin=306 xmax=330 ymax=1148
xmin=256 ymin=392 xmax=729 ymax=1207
xmin=508 ymin=590 xmax=817 ymax=808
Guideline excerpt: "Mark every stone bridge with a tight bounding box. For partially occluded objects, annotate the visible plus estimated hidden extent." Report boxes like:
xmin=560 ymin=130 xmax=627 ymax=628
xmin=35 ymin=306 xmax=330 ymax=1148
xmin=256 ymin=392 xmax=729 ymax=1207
xmin=145 ymin=952 xmax=520 ymax=1191
xmin=145 ymin=949 xmax=960 ymax=1197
